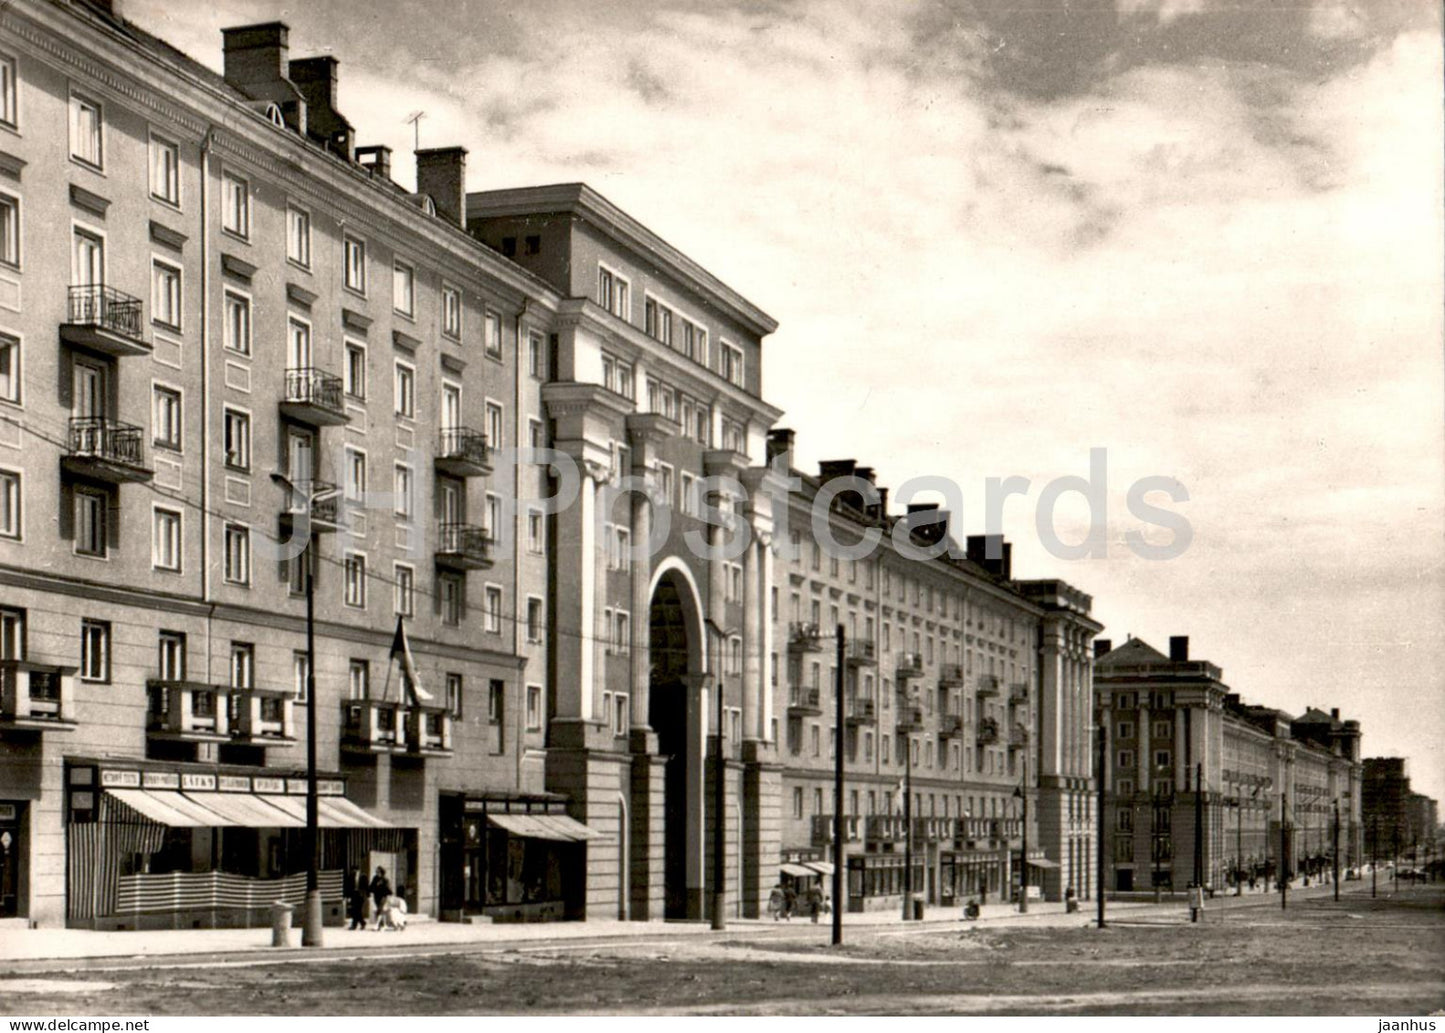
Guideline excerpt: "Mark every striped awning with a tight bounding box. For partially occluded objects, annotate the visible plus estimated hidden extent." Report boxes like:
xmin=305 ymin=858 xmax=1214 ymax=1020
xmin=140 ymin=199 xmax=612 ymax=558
xmin=779 ymin=863 xmax=815 ymax=877
xmin=488 ymin=813 xmax=605 ymax=842
xmin=1027 ymin=857 xmax=1061 ymax=869
xmin=804 ymin=861 xmax=835 ymax=876
xmin=258 ymin=794 xmax=394 ymax=829
xmin=105 ymin=789 xmax=229 ymax=827
xmin=185 ymin=791 xmax=303 ymax=828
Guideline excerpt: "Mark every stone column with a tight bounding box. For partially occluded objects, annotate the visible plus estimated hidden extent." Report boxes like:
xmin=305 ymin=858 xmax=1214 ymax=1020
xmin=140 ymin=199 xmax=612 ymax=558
xmin=742 ymin=535 xmax=761 ymax=742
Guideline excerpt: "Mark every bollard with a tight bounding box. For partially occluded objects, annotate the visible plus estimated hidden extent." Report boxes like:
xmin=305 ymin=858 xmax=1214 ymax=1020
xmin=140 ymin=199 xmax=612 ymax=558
xmin=271 ymin=900 xmax=293 ymax=948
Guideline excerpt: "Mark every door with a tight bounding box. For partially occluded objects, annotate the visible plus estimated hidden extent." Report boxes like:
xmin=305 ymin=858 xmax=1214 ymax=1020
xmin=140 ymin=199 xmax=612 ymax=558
xmin=439 ymin=479 xmax=462 ymax=526
xmin=287 ymin=318 xmax=312 ymax=369
xmin=287 ymin=427 xmax=315 ymax=486
xmin=72 ymin=231 xmax=103 ymax=287
xmin=441 ymin=384 xmax=461 ymax=432
xmin=0 ymin=804 xmax=21 ymax=918
xmin=73 ymin=360 xmax=105 ymax=419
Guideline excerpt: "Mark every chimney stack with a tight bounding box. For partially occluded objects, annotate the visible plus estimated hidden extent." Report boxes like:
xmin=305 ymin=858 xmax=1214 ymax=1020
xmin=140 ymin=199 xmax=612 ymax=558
xmin=766 ymin=428 xmax=795 ymax=465
xmin=416 ymin=147 xmax=468 ymax=227
xmin=966 ymin=534 xmax=1010 ymax=578
xmin=905 ymin=503 xmax=948 ymax=546
xmin=355 ymin=145 xmax=393 ymax=182
xmin=1094 ymin=639 xmax=1112 ymax=658
xmin=221 ymin=23 xmax=307 ymax=133
xmin=1169 ymin=636 xmax=1189 ymax=661
xmin=289 ymin=56 xmax=353 ymax=159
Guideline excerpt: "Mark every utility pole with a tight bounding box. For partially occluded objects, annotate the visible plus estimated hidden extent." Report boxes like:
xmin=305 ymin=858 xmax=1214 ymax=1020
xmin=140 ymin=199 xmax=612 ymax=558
xmin=1096 ymin=722 xmax=1106 ymax=929
xmin=303 ymin=554 xmax=320 ymax=946
xmin=902 ymin=720 xmax=913 ymax=920
xmin=831 ymin=625 xmax=845 ymax=946
xmin=1332 ymin=798 xmax=1341 ymax=902
xmin=711 ymin=630 xmax=726 ymax=932
xmin=1371 ymin=818 xmax=1377 ymax=898
xmin=1235 ymin=795 xmax=1243 ymax=896
xmin=1280 ymin=793 xmax=1288 ymax=911
xmin=1018 ymin=770 xmax=1029 ymax=914
xmin=1193 ymin=762 xmax=1204 ymax=903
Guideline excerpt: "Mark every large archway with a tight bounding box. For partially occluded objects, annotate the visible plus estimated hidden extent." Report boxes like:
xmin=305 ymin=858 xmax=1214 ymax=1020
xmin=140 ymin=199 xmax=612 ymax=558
xmin=647 ymin=565 xmax=704 ymax=919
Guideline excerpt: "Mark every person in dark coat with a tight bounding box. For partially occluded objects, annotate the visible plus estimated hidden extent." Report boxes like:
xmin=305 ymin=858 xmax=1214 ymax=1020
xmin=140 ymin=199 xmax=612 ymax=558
xmin=368 ymin=866 xmax=391 ymax=920
xmin=346 ymin=866 xmax=367 ymax=930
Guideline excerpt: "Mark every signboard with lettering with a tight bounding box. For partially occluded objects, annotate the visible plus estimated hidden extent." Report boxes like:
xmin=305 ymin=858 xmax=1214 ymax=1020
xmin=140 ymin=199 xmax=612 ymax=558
xmin=100 ymin=770 xmax=141 ymax=788
xmin=253 ymin=777 xmax=285 ymax=794
xmin=218 ymin=775 xmax=252 ymax=793
xmin=318 ymin=780 xmax=345 ymax=797
xmin=181 ymin=773 xmax=217 ymax=791
xmin=143 ymin=772 xmax=181 ymax=790
xmin=286 ymin=779 xmax=308 ymax=795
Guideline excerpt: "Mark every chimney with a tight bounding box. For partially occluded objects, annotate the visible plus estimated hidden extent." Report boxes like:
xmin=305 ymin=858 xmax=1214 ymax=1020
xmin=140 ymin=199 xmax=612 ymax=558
xmin=905 ymin=503 xmax=948 ymax=547
xmin=1094 ymin=639 xmax=1112 ymax=658
xmin=876 ymin=487 xmax=889 ymax=519
xmin=79 ymin=0 xmax=124 ymax=19
xmin=766 ymin=428 xmax=795 ymax=465
xmin=355 ymin=145 xmax=393 ymax=182
xmin=221 ymin=23 xmax=307 ymax=133
xmin=289 ymin=56 xmax=353 ymax=159
xmin=1330 ymin=707 xmax=1340 ymax=720
xmin=1169 ymin=636 xmax=1189 ymax=661
xmin=854 ymin=466 xmax=875 ymax=484
xmin=416 ymin=147 xmax=468 ymax=227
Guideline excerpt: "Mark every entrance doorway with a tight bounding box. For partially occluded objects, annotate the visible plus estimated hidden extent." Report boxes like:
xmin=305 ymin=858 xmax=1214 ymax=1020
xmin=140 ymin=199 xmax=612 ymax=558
xmin=0 ymin=803 xmax=22 ymax=918
xmin=648 ymin=571 xmax=699 ymax=920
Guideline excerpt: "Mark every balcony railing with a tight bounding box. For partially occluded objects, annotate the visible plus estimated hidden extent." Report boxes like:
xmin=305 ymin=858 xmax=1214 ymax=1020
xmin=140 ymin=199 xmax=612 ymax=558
xmin=0 ymin=660 xmax=77 ymax=730
xmin=976 ymin=673 xmax=1000 ymax=697
xmin=405 ymin=707 xmax=453 ymax=756
xmin=939 ymin=712 xmax=965 ymax=737
xmin=895 ymin=704 xmax=924 ymax=731
xmin=63 ymin=417 xmax=152 ymax=483
xmin=147 ymin=679 xmax=231 ymax=741
xmin=436 ymin=427 xmax=492 ymax=477
xmin=844 ymin=695 xmax=876 ymax=725
xmin=939 ymin=663 xmax=966 ymax=687
xmin=228 ymin=686 xmax=296 ymax=745
xmin=845 ymin=639 xmax=876 ymax=666
xmin=435 ymin=522 xmax=493 ymax=570
xmin=63 ymin=284 xmax=150 ymax=356
xmin=976 ymin=715 xmax=999 ymax=746
xmin=811 ymin=814 xmax=863 ymax=844
xmin=896 ymin=652 xmax=924 ymax=679
xmin=282 ymin=479 xmax=341 ymax=533
xmin=1009 ymin=723 xmax=1029 ymax=749
xmin=342 ymin=699 xmax=404 ymax=753
xmin=788 ymin=622 xmax=825 ymax=653
xmin=1009 ymin=682 xmax=1029 ymax=703
xmin=280 ymin=367 xmax=348 ymax=425
xmin=788 ymin=685 xmax=822 ymax=714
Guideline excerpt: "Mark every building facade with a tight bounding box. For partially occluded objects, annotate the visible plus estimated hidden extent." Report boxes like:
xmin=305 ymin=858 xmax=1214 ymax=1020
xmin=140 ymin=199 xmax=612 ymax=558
xmin=1094 ymin=636 xmax=1362 ymax=893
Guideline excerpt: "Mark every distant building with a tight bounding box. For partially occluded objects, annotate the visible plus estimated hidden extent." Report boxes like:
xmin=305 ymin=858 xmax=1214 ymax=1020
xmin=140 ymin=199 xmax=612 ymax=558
xmin=1361 ymin=757 xmax=1435 ymax=865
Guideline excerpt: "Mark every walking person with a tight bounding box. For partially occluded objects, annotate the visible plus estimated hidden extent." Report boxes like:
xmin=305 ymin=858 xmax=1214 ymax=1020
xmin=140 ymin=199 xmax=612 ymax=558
xmin=806 ymin=883 xmax=823 ymax=923
xmin=346 ymin=866 xmax=367 ymax=930
xmin=783 ymin=883 xmax=797 ymax=921
xmin=768 ymin=883 xmax=785 ymax=921
xmin=369 ymin=866 xmax=391 ymax=930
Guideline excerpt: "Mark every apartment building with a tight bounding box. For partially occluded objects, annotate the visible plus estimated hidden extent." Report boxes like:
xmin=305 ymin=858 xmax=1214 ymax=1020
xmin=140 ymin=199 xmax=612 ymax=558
xmin=766 ymin=442 xmax=1102 ymax=910
xmin=1094 ymin=636 xmax=1362 ymax=893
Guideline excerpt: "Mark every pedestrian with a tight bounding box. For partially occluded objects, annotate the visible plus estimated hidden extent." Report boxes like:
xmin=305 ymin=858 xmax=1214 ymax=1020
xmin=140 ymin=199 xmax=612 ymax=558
xmin=369 ymin=866 xmax=391 ymax=928
xmin=378 ymin=885 xmax=408 ymax=931
xmin=806 ymin=883 xmax=823 ymax=923
xmin=783 ymin=883 xmax=797 ymax=921
xmin=768 ymin=883 xmax=785 ymax=921
xmin=346 ymin=866 xmax=367 ymax=930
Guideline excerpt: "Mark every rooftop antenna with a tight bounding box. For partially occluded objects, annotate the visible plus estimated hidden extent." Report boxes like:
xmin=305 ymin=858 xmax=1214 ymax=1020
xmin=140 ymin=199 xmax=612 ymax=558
xmin=405 ymin=110 xmax=425 ymax=152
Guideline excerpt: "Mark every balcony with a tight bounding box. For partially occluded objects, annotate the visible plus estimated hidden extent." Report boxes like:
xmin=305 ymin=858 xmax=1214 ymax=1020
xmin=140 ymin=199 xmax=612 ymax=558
xmin=976 ymin=673 xmax=1000 ymax=698
xmin=62 ymin=417 xmax=153 ymax=484
xmin=280 ymin=367 xmax=349 ymax=426
xmin=844 ymin=639 xmax=876 ymax=667
xmin=1009 ymin=682 xmax=1030 ymax=703
xmin=812 ymin=814 xmax=863 ymax=844
xmin=1008 ymin=723 xmax=1030 ymax=750
xmin=435 ymin=427 xmax=493 ymax=478
xmin=788 ymin=685 xmax=822 ymax=716
xmin=279 ymin=479 xmax=342 ymax=535
xmin=147 ymin=680 xmax=231 ymax=743
xmin=228 ymin=687 xmax=296 ymax=746
xmin=61 ymin=284 xmax=150 ymax=357
xmin=976 ymin=715 xmax=999 ymax=746
xmin=787 ymin=622 xmax=825 ymax=653
xmin=896 ymin=651 xmax=924 ymax=680
xmin=844 ymin=695 xmax=876 ymax=726
xmin=404 ymin=707 xmax=453 ymax=757
xmin=939 ymin=663 xmax=966 ymax=687
xmin=342 ymin=699 xmax=405 ymax=753
xmin=435 ymin=522 xmax=493 ymax=571
xmin=0 ymin=661 xmax=78 ymax=732
xmin=895 ymin=704 xmax=924 ymax=732
xmin=939 ymin=712 xmax=965 ymax=737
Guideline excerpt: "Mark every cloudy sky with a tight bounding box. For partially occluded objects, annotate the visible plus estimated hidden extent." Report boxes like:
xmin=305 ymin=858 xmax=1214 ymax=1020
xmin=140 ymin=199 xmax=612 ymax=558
xmin=127 ymin=0 xmax=1444 ymax=804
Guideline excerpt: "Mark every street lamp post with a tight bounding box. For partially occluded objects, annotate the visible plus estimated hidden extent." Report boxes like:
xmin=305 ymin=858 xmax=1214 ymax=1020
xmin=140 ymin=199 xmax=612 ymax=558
xmin=271 ymin=472 xmax=336 ymax=949
xmin=1014 ymin=768 xmax=1029 ymax=914
xmin=1333 ymin=798 xmax=1341 ymax=902
xmin=705 ymin=619 xmax=731 ymax=932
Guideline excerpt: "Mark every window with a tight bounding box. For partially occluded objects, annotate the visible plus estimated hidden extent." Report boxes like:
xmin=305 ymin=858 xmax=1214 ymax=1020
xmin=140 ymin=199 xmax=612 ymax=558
xmin=393 ymin=261 xmax=414 ymax=316
xmin=1117 ymin=809 xmax=1134 ymax=832
xmin=157 ymin=631 xmax=185 ymax=680
xmin=485 ymin=493 xmax=502 ymax=538
xmin=293 ymin=651 xmax=309 ymax=703
xmin=528 ymin=418 xmax=544 ymax=451
xmin=613 ymin=692 xmax=629 ymax=736
xmin=644 ymin=297 xmax=672 ymax=346
xmin=149 ymin=133 xmax=179 ymax=206
xmin=344 ymin=553 xmax=366 ymax=608
xmin=527 ymin=508 xmax=544 ymax=555
xmin=612 ymin=610 xmax=630 ymax=655
xmin=287 ymin=538 xmax=315 ymax=595
xmin=484 ymin=585 xmax=503 ymax=634
xmin=344 ymin=448 xmax=367 ymax=501
xmin=393 ymin=464 xmax=413 ymax=520
xmin=656 ymin=463 xmax=674 ymax=507
xmin=349 ymin=659 xmax=370 ymax=701
xmin=1155 ymin=750 xmax=1171 ymax=769
xmin=0 ymin=193 xmax=18 ymax=269
xmin=69 ymin=92 xmax=103 ymax=168
xmin=74 ymin=487 xmax=106 ymax=557
xmin=344 ymin=236 xmax=366 ymax=292
xmin=152 ymin=386 xmax=181 ymax=450
xmin=680 ymin=472 xmax=698 ymax=517
xmin=0 ymin=468 xmax=16 ymax=539
xmin=286 ymin=206 xmax=311 ymax=267
xmin=527 ymin=331 xmax=544 ymax=377
xmin=0 ymin=52 xmax=15 ymax=130
xmin=394 ymin=563 xmax=415 ymax=617
xmin=526 ymin=684 xmax=542 ymax=731
xmin=526 ymin=597 xmax=544 ymax=643
xmin=152 ymin=507 xmax=181 ymax=571
xmin=446 ymin=673 xmax=463 ymax=718
xmin=488 ymin=680 xmax=505 ymax=725
xmin=1153 ymin=720 xmax=1172 ymax=739
xmin=221 ymin=171 xmax=249 ymax=237
xmin=223 ymin=408 xmax=250 ymax=471
xmin=0 ymin=333 xmax=17 ymax=404
xmin=485 ymin=401 xmax=503 ymax=451
xmin=223 ymin=524 xmax=250 ymax=585
xmin=1117 ymin=721 xmax=1133 ymax=740
xmin=601 ymin=354 xmax=634 ymax=399
xmin=80 ymin=620 xmax=109 ymax=682
xmin=223 ymin=291 xmax=250 ymax=355
xmin=484 ymin=311 xmax=502 ymax=359
xmin=442 ymin=285 xmax=462 ymax=339
xmin=230 ymin=643 xmax=254 ymax=689
xmin=721 ymin=342 xmax=744 ymax=386
xmin=394 ymin=362 xmax=415 ymax=418
xmin=151 ymin=260 xmax=181 ymax=330
xmin=440 ymin=573 xmax=463 ymax=626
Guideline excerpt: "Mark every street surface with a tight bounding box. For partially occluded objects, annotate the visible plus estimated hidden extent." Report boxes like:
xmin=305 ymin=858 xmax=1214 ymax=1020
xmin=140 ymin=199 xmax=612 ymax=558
xmin=1 ymin=884 xmax=1440 ymax=1015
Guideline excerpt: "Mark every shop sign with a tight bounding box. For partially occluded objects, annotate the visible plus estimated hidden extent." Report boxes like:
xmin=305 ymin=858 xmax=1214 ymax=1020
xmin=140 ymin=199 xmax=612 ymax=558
xmin=218 ymin=775 xmax=252 ymax=793
xmin=100 ymin=770 xmax=141 ymax=788
xmin=253 ymin=777 xmax=285 ymax=793
xmin=181 ymin=773 xmax=217 ymax=791
xmin=318 ymin=780 xmax=344 ymax=797
xmin=143 ymin=772 xmax=181 ymax=790
xmin=286 ymin=779 xmax=308 ymax=795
